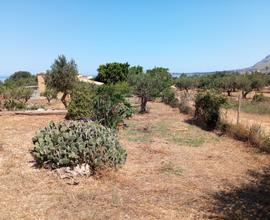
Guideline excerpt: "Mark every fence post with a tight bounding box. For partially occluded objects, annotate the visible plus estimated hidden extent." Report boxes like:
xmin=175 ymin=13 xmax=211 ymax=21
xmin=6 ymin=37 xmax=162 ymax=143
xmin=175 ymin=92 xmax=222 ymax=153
xmin=237 ymin=95 xmax=241 ymax=124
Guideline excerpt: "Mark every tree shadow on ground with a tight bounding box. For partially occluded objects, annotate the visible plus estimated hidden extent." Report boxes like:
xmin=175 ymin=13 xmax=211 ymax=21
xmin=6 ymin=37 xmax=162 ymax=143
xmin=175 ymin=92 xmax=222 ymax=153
xmin=208 ymin=167 xmax=270 ymax=219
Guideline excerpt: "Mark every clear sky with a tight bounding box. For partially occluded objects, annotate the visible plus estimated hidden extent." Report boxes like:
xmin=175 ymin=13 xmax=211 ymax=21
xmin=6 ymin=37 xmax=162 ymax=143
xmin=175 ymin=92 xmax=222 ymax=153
xmin=0 ymin=0 xmax=270 ymax=77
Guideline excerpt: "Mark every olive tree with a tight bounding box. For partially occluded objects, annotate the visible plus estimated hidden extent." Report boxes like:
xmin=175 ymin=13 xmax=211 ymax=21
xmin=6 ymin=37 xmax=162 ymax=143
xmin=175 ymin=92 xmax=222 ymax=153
xmin=129 ymin=67 xmax=172 ymax=113
xmin=41 ymin=87 xmax=58 ymax=104
xmin=45 ymin=55 xmax=78 ymax=107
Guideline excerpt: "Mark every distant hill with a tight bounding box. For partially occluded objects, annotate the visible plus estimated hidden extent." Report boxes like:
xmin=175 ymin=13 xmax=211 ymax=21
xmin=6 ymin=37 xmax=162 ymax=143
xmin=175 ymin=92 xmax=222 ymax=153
xmin=172 ymin=54 xmax=270 ymax=77
xmin=239 ymin=54 xmax=270 ymax=73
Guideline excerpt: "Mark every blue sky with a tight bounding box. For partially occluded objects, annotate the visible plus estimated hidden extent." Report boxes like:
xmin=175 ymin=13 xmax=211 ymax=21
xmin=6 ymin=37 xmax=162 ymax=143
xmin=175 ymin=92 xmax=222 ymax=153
xmin=0 ymin=0 xmax=270 ymax=77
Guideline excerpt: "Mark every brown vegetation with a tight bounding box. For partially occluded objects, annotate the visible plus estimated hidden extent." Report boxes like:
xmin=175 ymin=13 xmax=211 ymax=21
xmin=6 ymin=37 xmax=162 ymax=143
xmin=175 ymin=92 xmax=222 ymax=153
xmin=0 ymin=100 xmax=269 ymax=219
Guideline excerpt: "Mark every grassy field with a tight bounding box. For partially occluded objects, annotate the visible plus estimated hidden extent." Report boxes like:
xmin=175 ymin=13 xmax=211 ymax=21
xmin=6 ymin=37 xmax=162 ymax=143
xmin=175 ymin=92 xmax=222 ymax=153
xmin=0 ymin=100 xmax=269 ymax=219
xmin=227 ymin=97 xmax=270 ymax=115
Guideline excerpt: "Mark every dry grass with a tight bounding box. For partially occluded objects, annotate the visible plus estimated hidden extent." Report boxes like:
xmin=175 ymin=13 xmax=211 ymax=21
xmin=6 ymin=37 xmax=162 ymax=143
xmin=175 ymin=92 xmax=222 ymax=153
xmin=0 ymin=100 xmax=269 ymax=219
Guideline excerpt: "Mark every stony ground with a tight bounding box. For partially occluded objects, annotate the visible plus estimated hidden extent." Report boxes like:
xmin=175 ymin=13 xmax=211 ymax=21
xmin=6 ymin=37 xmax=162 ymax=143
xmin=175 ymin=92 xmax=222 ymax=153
xmin=0 ymin=101 xmax=269 ymax=219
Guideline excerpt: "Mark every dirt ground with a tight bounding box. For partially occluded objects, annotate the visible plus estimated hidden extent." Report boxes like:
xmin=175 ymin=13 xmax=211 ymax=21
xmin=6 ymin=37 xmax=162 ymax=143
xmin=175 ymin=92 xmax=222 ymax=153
xmin=0 ymin=101 xmax=269 ymax=219
xmin=222 ymin=108 xmax=270 ymax=133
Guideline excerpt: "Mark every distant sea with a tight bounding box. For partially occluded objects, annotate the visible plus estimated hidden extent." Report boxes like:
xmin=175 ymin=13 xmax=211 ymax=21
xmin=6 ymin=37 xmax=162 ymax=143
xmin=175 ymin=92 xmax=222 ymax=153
xmin=0 ymin=76 xmax=7 ymax=81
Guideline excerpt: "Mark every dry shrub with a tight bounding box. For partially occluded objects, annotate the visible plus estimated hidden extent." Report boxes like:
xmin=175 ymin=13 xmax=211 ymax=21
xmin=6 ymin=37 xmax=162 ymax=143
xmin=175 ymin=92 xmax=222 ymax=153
xmin=219 ymin=122 xmax=270 ymax=152
xmin=178 ymin=93 xmax=194 ymax=115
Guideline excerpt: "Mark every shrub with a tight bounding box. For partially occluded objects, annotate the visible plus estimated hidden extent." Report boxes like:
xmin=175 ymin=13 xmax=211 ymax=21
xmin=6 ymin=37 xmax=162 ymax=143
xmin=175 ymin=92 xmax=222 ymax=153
xmin=66 ymin=83 xmax=133 ymax=128
xmin=4 ymin=99 xmax=26 ymax=110
xmin=66 ymin=82 xmax=96 ymax=120
xmin=219 ymin=122 xmax=250 ymax=142
xmin=41 ymin=87 xmax=57 ymax=104
xmin=219 ymin=122 xmax=270 ymax=152
xmin=161 ymin=88 xmax=179 ymax=108
xmin=252 ymin=94 xmax=268 ymax=102
xmin=92 ymin=85 xmax=133 ymax=128
xmin=195 ymin=91 xmax=227 ymax=130
xmin=32 ymin=121 xmax=127 ymax=171
xmin=26 ymin=103 xmax=45 ymax=110
xmin=178 ymin=93 xmax=194 ymax=115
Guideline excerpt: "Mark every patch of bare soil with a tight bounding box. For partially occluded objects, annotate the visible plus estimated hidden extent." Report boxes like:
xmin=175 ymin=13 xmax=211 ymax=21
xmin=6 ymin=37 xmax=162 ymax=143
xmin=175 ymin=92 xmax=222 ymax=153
xmin=0 ymin=101 xmax=269 ymax=219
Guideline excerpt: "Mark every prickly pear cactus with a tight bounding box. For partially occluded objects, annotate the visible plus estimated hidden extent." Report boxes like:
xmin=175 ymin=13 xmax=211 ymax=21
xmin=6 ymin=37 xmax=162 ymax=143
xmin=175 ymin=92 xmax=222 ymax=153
xmin=32 ymin=121 xmax=127 ymax=172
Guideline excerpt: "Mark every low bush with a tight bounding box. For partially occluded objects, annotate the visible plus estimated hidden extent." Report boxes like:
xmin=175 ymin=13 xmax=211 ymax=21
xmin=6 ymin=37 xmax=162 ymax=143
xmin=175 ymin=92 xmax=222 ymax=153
xmin=26 ymin=103 xmax=45 ymax=110
xmin=92 ymin=85 xmax=133 ymax=128
xmin=4 ymin=99 xmax=26 ymax=110
xmin=252 ymin=93 xmax=267 ymax=102
xmin=32 ymin=121 xmax=127 ymax=171
xmin=178 ymin=93 xmax=194 ymax=115
xmin=66 ymin=82 xmax=96 ymax=120
xmin=219 ymin=122 xmax=270 ymax=152
xmin=195 ymin=91 xmax=227 ymax=130
xmin=161 ymin=88 xmax=179 ymax=108
xmin=66 ymin=83 xmax=133 ymax=128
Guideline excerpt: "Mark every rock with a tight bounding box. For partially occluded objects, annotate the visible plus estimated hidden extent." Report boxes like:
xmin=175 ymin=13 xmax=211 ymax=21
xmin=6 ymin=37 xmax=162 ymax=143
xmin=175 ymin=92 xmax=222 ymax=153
xmin=55 ymin=163 xmax=92 ymax=179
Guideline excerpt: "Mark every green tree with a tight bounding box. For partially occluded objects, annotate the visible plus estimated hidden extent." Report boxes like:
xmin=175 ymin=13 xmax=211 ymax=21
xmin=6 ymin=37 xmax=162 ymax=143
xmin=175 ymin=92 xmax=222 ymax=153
xmin=195 ymin=90 xmax=227 ymax=130
xmin=45 ymin=55 xmax=78 ymax=107
xmin=146 ymin=67 xmax=173 ymax=90
xmin=129 ymin=68 xmax=171 ymax=113
xmin=66 ymin=82 xmax=96 ymax=120
xmin=91 ymin=85 xmax=133 ymax=128
xmin=129 ymin=65 xmax=143 ymax=76
xmin=96 ymin=62 xmax=130 ymax=84
xmin=41 ymin=87 xmax=58 ymax=104
xmin=5 ymin=71 xmax=37 ymax=87
xmin=9 ymin=71 xmax=32 ymax=81
xmin=176 ymin=76 xmax=196 ymax=92
xmin=219 ymin=74 xmax=239 ymax=96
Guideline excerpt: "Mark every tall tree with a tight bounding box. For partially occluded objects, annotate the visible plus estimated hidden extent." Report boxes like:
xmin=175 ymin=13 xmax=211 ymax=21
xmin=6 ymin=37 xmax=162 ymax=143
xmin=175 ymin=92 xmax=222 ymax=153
xmin=45 ymin=55 xmax=78 ymax=107
xmin=129 ymin=65 xmax=143 ymax=76
xmin=129 ymin=67 xmax=172 ymax=113
xmin=96 ymin=62 xmax=130 ymax=84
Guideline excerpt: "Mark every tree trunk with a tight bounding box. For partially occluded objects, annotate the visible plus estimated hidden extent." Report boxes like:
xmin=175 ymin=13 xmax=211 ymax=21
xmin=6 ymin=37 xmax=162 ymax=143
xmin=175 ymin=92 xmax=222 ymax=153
xmin=61 ymin=93 xmax=68 ymax=108
xmin=139 ymin=97 xmax=147 ymax=113
xmin=242 ymin=91 xmax=249 ymax=99
xmin=47 ymin=98 xmax=51 ymax=105
xmin=227 ymin=90 xmax=231 ymax=96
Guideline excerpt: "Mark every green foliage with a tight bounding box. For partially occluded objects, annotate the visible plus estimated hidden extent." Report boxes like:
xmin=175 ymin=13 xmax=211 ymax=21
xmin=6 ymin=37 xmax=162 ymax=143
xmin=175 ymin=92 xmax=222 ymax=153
xmin=4 ymin=99 xmax=26 ymax=110
xmin=66 ymin=82 xmax=96 ymax=120
xmin=96 ymin=62 xmax=130 ymax=84
xmin=195 ymin=91 xmax=227 ymax=130
xmin=17 ymin=87 xmax=34 ymax=103
xmin=0 ymin=86 xmax=33 ymax=104
xmin=161 ymin=88 xmax=179 ymax=108
xmin=9 ymin=71 xmax=32 ymax=81
xmin=176 ymin=76 xmax=197 ymax=92
xmin=128 ymin=67 xmax=172 ymax=113
xmin=32 ymin=121 xmax=127 ymax=170
xmin=67 ymin=83 xmax=133 ymax=128
xmin=45 ymin=55 xmax=78 ymax=107
xmin=175 ymin=72 xmax=269 ymax=99
xmin=252 ymin=94 xmax=268 ymax=102
xmin=128 ymin=65 xmax=143 ymax=76
xmin=146 ymin=67 xmax=173 ymax=91
xmin=5 ymin=71 xmax=37 ymax=87
xmin=111 ymin=81 xmax=133 ymax=97
xmin=41 ymin=87 xmax=57 ymax=104
xmin=227 ymin=97 xmax=270 ymax=115
xmin=92 ymin=84 xmax=133 ymax=128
